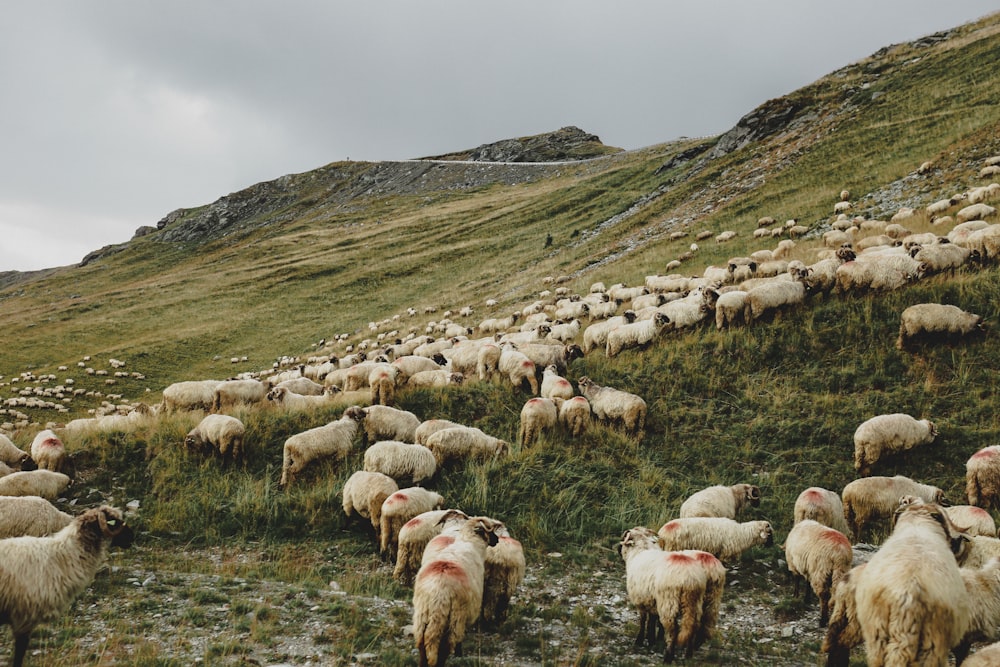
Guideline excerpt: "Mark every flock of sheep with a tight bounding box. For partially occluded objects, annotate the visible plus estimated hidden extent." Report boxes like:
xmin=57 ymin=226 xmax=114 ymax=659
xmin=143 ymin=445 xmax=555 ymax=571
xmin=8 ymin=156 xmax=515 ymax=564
xmin=0 ymin=154 xmax=998 ymax=664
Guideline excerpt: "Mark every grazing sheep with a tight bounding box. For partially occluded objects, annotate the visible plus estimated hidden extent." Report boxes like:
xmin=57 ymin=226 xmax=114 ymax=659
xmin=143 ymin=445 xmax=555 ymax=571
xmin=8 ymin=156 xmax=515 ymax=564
xmin=341 ymin=470 xmax=398 ymax=539
xmin=0 ymin=506 xmax=134 ymax=667
xmin=618 ymin=526 xmax=725 ymax=662
xmin=412 ymin=516 xmax=500 ymax=667
xmin=822 ymin=562 xmax=866 ymax=666
xmin=540 ymin=365 xmax=574 ymax=402
xmin=29 ymin=430 xmax=65 ymax=473
xmin=679 ymin=483 xmax=761 ymax=520
xmin=577 ymin=376 xmax=647 ymax=440
xmin=478 ymin=312 xmax=520 ymax=334
xmin=363 ymin=441 xmax=437 ymax=486
xmin=714 ymin=290 xmax=749 ymax=330
xmin=0 ymin=497 xmax=72 ymax=539
xmin=793 ymin=487 xmax=852 ymax=538
xmin=957 ymin=203 xmax=997 ymax=223
xmin=0 ymin=471 xmax=72 ymax=501
xmin=369 ymin=364 xmax=399 ymax=406
xmin=852 ymin=413 xmax=938 ymax=477
xmin=953 ymin=558 xmax=1000 ymax=665
xmin=266 ymin=385 xmax=342 ymax=411
xmin=943 ymin=505 xmax=997 ymax=538
xmin=407 ymin=370 xmax=465 ymax=388
xmin=498 ymin=346 xmax=539 ymax=394
xmin=518 ymin=397 xmax=559 ymax=446
xmin=380 ymin=487 xmax=446 ymax=562
xmin=783 ymin=520 xmax=853 ymax=626
xmin=280 ymin=408 xmax=365 ymax=487
xmin=746 ymin=279 xmax=806 ymax=322
xmin=392 ymin=355 xmax=444 ymax=381
xmin=184 ymin=414 xmax=246 ymax=464
xmin=582 ymin=311 xmax=638 ymax=353
xmin=160 ymin=379 xmax=222 ymax=413
xmin=515 ymin=343 xmax=583 ymax=378
xmin=657 ymin=518 xmax=774 ymax=563
xmin=211 ymin=379 xmax=267 ymax=412
xmin=558 ymin=395 xmax=592 ymax=438
xmin=481 ymin=522 xmax=526 ymax=627
xmin=958 ymin=535 xmax=1000 ymax=569
xmin=393 ymin=509 xmax=469 ymax=586
xmin=358 ymin=405 xmax=421 ymax=446
xmin=911 ymin=243 xmax=972 ymax=275
xmin=0 ymin=436 xmax=34 ymax=471
xmin=606 ymin=312 xmax=673 ymax=357
xmin=853 ymin=502 xmax=970 ymax=667
xmin=547 ymin=319 xmax=582 ymax=343
xmin=966 ymin=445 xmax=1000 ymax=511
xmin=965 ymin=642 xmax=1000 ymax=667
xmin=274 ymin=377 xmax=327 ymax=396
xmin=896 ymin=303 xmax=984 ymax=350
xmin=424 ymin=426 xmax=509 ymax=467
xmin=842 ymin=475 xmax=947 ymax=544
xmin=414 ymin=419 xmax=465 ymax=446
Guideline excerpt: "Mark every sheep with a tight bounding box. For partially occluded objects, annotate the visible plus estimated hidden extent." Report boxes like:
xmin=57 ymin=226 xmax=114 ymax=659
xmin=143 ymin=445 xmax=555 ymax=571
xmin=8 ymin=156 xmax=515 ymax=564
xmin=546 ymin=319 xmax=582 ymax=343
xmin=715 ymin=230 xmax=737 ymax=243
xmin=380 ymin=487 xmax=446 ymax=562
xmin=514 ymin=343 xmax=583 ymax=378
xmin=842 ymin=475 xmax=947 ymax=543
xmin=0 ymin=471 xmax=72 ymax=501
xmin=558 ymin=395 xmax=592 ymax=437
xmin=414 ymin=419 xmax=465 ymax=446
xmin=369 ymin=364 xmax=399 ymax=406
xmin=952 ymin=557 xmax=1000 ymax=665
xmin=475 ymin=342 xmax=503 ymax=382
xmin=478 ymin=312 xmax=520 ymax=334
xmin=963 ymin=641 xmax=1000 ymax=667
xmin=160 ymin=379 xmax=222 ymax=413
xmin=582 ymin=311 xmax=638 ymax=353
xmin=911 ymin=242 xmax=972 ymax=275
xmin=210 ymin=379 xmax=266 ymax=412
xmin=391 ymin=355 xmax=443 ymax=381
xmin=0 ymin=497 xmax=72 ymax=539
xmin=341 ymin=470 xmax=398 ymax=539
xmin=424 ymin=426 xmax=510 ymax=467
xmin=645 ymin=274 xmax=690 ymax=294
xmin=498 ymin=346 xmax=539 ymax=394
xmin=783 ymin=520 xmax=853 ymax=626
xmin=412 ymin=516 xmax=500 ymax=667
xmin=265 ymin=385 xmax=342 ymax=411
xmin=966 ymin=445 xmax=1000 ymax=511
xmin=393 ymin=509 xmax=470 ymax=586
xmin=358 ymin=405 xmax=421 ymax=446
xmin=822 ymin=562 xmax=866 ymax=666
xmin=0 ymin=505 xmax=134 ymax=667
xmin=29 ymin=430 xmax=65 ymax=473
xmin=0 ymin=435 xmax=34 ymax=471
xmin=618 ymin=526 xmax=725 ymax=662
xmin=274 ymin=377 xmax=327 ymax=396
xmin=518 ymin=397 xmax=558 ymax=446
xmin=553 ymin=300 xmax=590 ymax=321
xmin=943 ymin=505 xmax=997 ymax=538
xmin=657 ymin=518 xmax=774 ymax=563
xmin=957 ymin=203 xmax=997 ymax=223
xmin=679 ymin=483 xmax=761 ymax=520
xmin=540 ymin=365 xmax=574 ymax=402
xmin=957 ymin=535 xmax=1000 ymax=569
xmin=279 ymin=407 xmax=365 ymax=487
xmin=926 ymin=196 xmax=964 ymax=216
xmin=577 ymin=376 xmax=647 ymax=440
xmin=853 ymin=501 xmax=970 ymax=667
xmin=896 ymin=303 xmax=984 ymax=350
xmin=852 ymin=413 xmax=938 ymax=477
xmin=407 ymin=370 xmax=465 ymax=388
xmin=714 ymin=290 xmax=749 ymax=330
xmin=363 ymin=440 xmax=437 ymax=486
xmin=835 ymin=258 xmax=911 ymax=293
xmin=746 ymin=279 xmax=806 ymax=322
xmin=606 ymin=312 xmax=673 ymax=357
xmin=793 ymin=487 xmax=852 ymax=538
xmin=184 ymin=414 xmax=246 ymax=464
xmin=481 ymin=522 xmax=526 ymax=627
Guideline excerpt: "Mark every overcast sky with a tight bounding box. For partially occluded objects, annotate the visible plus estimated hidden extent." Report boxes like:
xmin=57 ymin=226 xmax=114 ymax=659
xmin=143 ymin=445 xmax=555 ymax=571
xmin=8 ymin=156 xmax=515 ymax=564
xmin=1 ymin=2 xmax=996 ymax=272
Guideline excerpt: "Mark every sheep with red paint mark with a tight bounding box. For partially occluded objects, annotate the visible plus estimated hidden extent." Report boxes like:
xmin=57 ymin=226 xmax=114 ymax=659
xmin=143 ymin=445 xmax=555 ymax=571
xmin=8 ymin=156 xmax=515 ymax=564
xmin=393 ymin=509 xmax=469 ymax=586
xmin=518 ymin=397 xmax=558 ymax=446
xmin=412 ymin=516 xmax=501 ymax=667
xmin=967 ymin=445 xmax=1000 ymax=512
xmin=793 ymin=487 xmax=852 ymax=539
xmin=498 ymin=345 xmax=538 ymax=394
xmin=944 ymin=505 xmax=997 ymax=537
xmin=540 ymin=365 xmax=574 ymax=402
xmin=558 ymin=395 xmax=592 ymax=438
xmin=783 ymin=520 xmax=853 ymax=626
xmin=481 ymin=522 xmax=526 ymax=627
xmin=842 ymin=475 xmax=947 ymax=542
xmin=28 ymin=430 xmax=65 ymax=474
xmin=657 ymin=518 xmax=773 ymax=564
xmin=379 ymin=487 xmax=445 ymax=562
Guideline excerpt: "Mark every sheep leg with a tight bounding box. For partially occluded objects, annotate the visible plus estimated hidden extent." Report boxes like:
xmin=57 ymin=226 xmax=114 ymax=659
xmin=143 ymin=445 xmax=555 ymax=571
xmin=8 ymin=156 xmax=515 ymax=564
xmin=634 ymin=611 xmax=649 ymax=646
xmin=953 ymin=639 xmax=972 ymax=666
xmin=13 ymin=632 xmax=30 ymax=667
xmin=454 ymin=641 xmax=463 ymax=657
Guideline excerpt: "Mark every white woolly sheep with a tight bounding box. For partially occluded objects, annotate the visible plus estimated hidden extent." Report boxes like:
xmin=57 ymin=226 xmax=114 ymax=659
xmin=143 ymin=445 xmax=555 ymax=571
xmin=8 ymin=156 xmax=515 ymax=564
xmin=784 ymin=519 xmax=853 ymax=626
xmin=957 ymin=203 xmax=997 ymax=223
xmin=853 ymin=502 xmax=970 ymax=667
xmin=577 ymin=376 xmax=647 ymax=440
xmin=381 ymin=487 xmax=446 ymax=561
xmin=942 ymin=505 xmax=996 ymax=538
xmin=0 ymin=470 xmax=72 ymax=501
xmin=582 ymin=311 xmax=638 ymax=353
xmin=793 ymin=487 xmax=852 ymax=538
xmin=412 ymin=516 xmax=500 ymax=667
xmin=954 ymin=557 xmax=1000 ymax=665
xmin=414 ymin=419 xmax=466 ymax=446
xmin=546 ymin=319 xmax=582 ymax=343
xmin=363 ymin=440 xmax=437 ymax=486
xmin=852 ymin=412 xmax=938 ymax=476
xmin=0 ymin=435 xmax=34 ymax=471
xmin=540 ymin=365 xmax=574 ymax=402
xmin=714 ymin=290 xmax=749 ymax=330
xmin=515 ymin=343 xmax=583 ymax=378
xmin=211 ymin=379 xmax=266 ymax=412
xmin=266 ymin=385 xmax=342 ymax=411
xmin=715 ymin=230 xmax=737 ymax=243
xmin=958 ymin=535 xmax=1000 ymax=570
xmin=645 ymin=274 xmax=690 ymax=294
xmin=518 ymin=397 xmax=558 ymax=446
xmin=358 ymin=404 xmax=421 ymax=446
xmin=0 ymin=497 xmax=72 ymax=539
xmin=185 ymin=414 xmax=246 ymax=464
xmin=822 ymin=562 xmax=866 ymax=666
xmin=965 ymin=642 xmax=1000 ymax=667
xmin=425 ymin=426 xmax=510 ymax=467
xmin=368 ymin=364 xmax=399 ymax=406
xmin=274 ymin=377 xmax=326 ymax=396
xmin=966 ymin=445 xmax=1000 ymax=511
xmin=280 ymin=407 xmax=365 ymax=487
xmin=911 ymin=242 xmax=972 ymax=275
xmin=406 ymin=370 xmax=464 ymax=388
xmin=679 ymin=483 xmax=761 ymax=520
xmin=0 ymin=505 xmax=133 ymax=667
xmin=29 ymin=430 xmax=65 ymax=473
xmin=391 ymin=355 xmax=443 ymax=381
xmin=481 ymin=522 xmax=526 ymax=627
xmin=835 ymin=258 xmax=911 ymax=293
xmin=618 ymin=526 xmax=725 ymax=661
xmin=842 ymin=474 xmax=947 ymax=543
xmin=475 ymin=342 xmax=503 ymax=382
xmin=657 ymin=517 xmax=774 ymax=563
xmin=478 ymin=312 xmax=520 ymax=334
xmin=746 ymin=279 xmax=806 ymax=322
xmin=160 ymin=379 xmax=222 ymax=413
xmin=498 ymin=346 xmax=539 ymax=394
xmin=341 ymin=470 xmax=398 ymax=540
xmin=393 ymin=509 xmax=469 ymax=586
xmin=897 ymin=303 xmax=984 ymax=350
xmin=606 ymin=312 xmax=672 ymax=357
xmin=558 ymin=395 xmax=592 ymax=437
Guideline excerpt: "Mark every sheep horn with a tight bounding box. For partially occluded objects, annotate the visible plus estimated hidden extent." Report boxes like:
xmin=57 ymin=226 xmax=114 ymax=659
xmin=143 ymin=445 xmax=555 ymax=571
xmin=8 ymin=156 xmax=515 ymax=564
xmin=97 ymin=508 xmax=124 ymax=538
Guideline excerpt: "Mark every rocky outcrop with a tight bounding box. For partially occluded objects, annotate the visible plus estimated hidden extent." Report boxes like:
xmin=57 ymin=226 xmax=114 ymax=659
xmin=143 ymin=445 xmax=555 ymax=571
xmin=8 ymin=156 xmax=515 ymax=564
xmin=426 ymin=126 xmax=622 ymax=163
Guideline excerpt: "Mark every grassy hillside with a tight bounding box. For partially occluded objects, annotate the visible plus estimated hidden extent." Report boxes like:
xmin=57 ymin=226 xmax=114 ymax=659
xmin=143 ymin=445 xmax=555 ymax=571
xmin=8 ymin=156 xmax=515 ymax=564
xmin=2 ymin=11 xmax=1000 ymax=667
